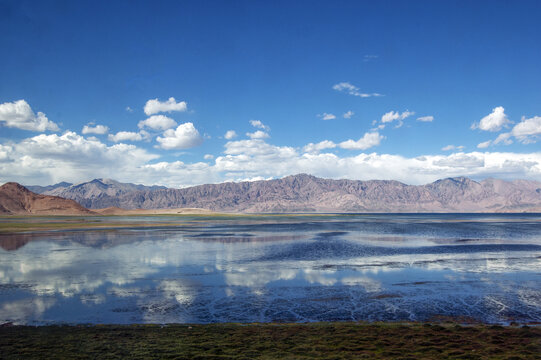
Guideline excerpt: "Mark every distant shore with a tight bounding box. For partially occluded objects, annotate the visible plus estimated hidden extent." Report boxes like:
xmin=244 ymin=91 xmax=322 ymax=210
xmin=1 ymin=322 xmax=539 ymax=359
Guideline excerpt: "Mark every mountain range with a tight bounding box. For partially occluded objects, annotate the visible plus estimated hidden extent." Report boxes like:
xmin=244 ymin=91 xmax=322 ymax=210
xmin=26 ymin=174 xmax=541 ymax=213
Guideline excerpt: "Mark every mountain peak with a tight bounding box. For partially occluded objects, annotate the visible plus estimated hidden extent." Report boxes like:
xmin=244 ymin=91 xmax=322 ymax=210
xmin=294 ymin=173 xmax=316 ymax=178
xmin=433 ymin=177 xmax=478 ymax=185
xmin=0 ymin=182 xmax=31 ymax=193
xmin=97 ymin=178 xmax=119 ymax=185
xmin=282 ymin=173 xmax=318 ymax=181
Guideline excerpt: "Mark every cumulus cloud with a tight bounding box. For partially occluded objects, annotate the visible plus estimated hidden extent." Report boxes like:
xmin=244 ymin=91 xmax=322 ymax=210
xmin=433 ymin=153 xmax=484 ymax=168
xmin=246 ymin=130 xmax=269 ymax=139
xmin=204 ymin=154 xmax=214 ymax=160
xmin=224 ymin=130 xmax=237 ymax=140
xmin=319 ymin=113 xmax=336 ymax=120
xmin=471 ymin=106 xmax=512 ymax=132
xmin=480 ymin=115 xmax=541 ymax=147
xmin=82 ymin=124 xmax=109 ymax=135
xmin=343 ymin=111 xmax=354 ymax=119
xmin=0 ymin=131 xmax=158 ymax=185
xmin=511 ymin=115 xmax=541 ymax=143
xmin=216 ymin=139 xmax=541 ymax=185
xmin=332 ymin=82 xmax=382 ymax=98
xmin=477 ymin=141 xmax=491 ymax=149
xmin=0 ymin=100 xmax=59 ymax=132
xmin=441 ymin=144 xmax=465 ymax=151
xmin=144 ymin=97 xmax=187 ymax=116
xmin=3 ymin=131 xmax=541 ymax=187
xmin=339 ymin=132 xmax=384 ymax=150
xmin=156 ymin=122 xmax=203 ymax=149
xmin=381 ymin=110 xmax=415 ymax=123
xmin=138 ymin=115 xmax=177 ymax=130
xmin=303 ymin=140 xmax=337 ymax=154
xmin=417 ymin=115 xmax=434 ymax=122
xmin=108 ymin=131 xmax=146 ymax=142
xmin=222 ymin=139 xmax=295 ymax=157
xmin=249 ymin=120 xmax=270 ymax=131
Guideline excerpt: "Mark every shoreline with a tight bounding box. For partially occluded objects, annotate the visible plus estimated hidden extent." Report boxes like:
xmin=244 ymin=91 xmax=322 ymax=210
xmin=1 ymin=322 xmax=539 ymax=359
xmin=2 ymin=212 xmax=541 ymax=234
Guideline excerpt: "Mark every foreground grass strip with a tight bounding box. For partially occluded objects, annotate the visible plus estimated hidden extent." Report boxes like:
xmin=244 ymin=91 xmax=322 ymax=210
xmin=0 ymin=323 xmax=540 ymax=359
xmin=0 ymin=221 xmax=187 ymax=233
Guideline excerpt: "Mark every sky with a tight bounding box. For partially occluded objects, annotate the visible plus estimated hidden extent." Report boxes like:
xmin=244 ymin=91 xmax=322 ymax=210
xmin=1 ymin=0 xmax=541 ymax=188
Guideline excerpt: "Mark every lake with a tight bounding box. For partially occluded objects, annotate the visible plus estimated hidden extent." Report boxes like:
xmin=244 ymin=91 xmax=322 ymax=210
xmin=1 ymin=214 xmax=540 ymax=325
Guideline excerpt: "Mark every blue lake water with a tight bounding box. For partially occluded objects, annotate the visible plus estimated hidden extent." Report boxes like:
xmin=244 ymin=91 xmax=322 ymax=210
xmin=0 ymin=214 xmax=540 ymax=325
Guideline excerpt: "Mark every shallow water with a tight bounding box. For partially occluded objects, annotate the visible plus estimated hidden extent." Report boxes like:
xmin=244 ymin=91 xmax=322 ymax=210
xmin=1 ymin=214 xmax=540 ymax=325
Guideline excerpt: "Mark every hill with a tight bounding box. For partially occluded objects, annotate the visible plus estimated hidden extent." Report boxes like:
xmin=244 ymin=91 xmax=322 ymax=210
xmin=0 ymin=182 xmax=96 ymax=215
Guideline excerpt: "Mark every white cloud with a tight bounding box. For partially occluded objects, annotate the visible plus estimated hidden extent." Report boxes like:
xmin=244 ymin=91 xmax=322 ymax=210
xmin=156 ymin=122 xmax=203 ymax=149
xmin=493 ymin=132 xmax=513 ymax=145
xmin=363 ymin=54 xmax=379 ymax=62
xmin=417 ymin=115 xmax=434 ymax=122
xmin=224 ymin=130 xmax=237 ymax=140
xmin=343 ymin=111 xmax=354 ymax=119
xmin=319 ymin=113 xmax=336 ymax=120
xmin=442 ymin=145 xmax=465 ymax=151
xmin=138 ymin=115 xmax=177 ymax=130
xmin=339 ymin=132 xmax=384 ymax=150
xmin=108 ymin=131 xmax=144 ymax=142
xmin=481 ymin=115 xmax=541 ymax=147
xmin=0 ymin=131 xmax=158 ymax=185
xmin=204 ymin=154 xmax=214 ymax=160
xmin=125 ymin=106 xmax=133 ymax=112
xmin=332 ymin=82 xmax=382 ymax=98
xmin=303 ymin=140 xmax=337 ymax=154
xmin=3 ymin=132 xmax=541 ymax=188
xmin=511 ymin=116 xmax=541 ymax=143
xmin=471 ymin=106 xmax=512 ymax=132
xmin=222 ymin=139 xmax=296 ymax=158
xmin=246 ymin=130 xmax=270 ymax=139
xmin=82 ymin=124 xmax=109 ymax=135
xmin=381 ymin=110 xmax=415 ymax=123
xmin=0 ymin=99 xmax=59 ymax=132
xmin=249 ymin=120 xmax=270 ymax=131
xmin=144 ymin=97 xmax=187 ymax=116
xmin=433 ymin=153 xmax=485 ymax=168
xmin=477 ymin=141 xmax=492 ymax=149
xmin=216 ymin=140 xmax=541 ymax=185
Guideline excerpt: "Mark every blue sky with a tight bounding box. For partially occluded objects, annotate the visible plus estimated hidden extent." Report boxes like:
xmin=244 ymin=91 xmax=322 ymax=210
xmin=1 ymin=0 xmax=541 ymax=187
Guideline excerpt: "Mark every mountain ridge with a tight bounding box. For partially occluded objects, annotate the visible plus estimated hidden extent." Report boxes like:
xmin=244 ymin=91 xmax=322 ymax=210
xmin=25 ymin=174 xmax=541 ymax=213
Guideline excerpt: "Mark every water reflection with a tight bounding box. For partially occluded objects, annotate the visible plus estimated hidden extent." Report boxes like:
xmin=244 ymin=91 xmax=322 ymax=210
xmin=0 ymin=214 xmax=540 ymax=325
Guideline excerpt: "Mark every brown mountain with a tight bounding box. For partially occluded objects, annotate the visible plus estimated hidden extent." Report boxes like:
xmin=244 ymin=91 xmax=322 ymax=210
xmin=0 ymin=182 xmax=96 ymax=215
xmin=42 ymin=174 xmax=541 ymax=213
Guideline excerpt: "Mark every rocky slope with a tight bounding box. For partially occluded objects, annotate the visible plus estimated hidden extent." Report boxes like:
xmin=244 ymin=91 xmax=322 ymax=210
xmin=38 ymin=174 xmax=541 ymax=213
xmin=0 ymin=182 xmax=96 ymax=215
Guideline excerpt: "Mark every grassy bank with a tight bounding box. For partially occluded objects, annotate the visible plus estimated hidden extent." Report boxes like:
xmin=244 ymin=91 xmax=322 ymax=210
xmin=0 ymin=213 xmax=330 ymax=233
xmin=1 ymin=322 xmax=539 ymax=359
xmin=0 ymin=220 xmax=184 ymax=233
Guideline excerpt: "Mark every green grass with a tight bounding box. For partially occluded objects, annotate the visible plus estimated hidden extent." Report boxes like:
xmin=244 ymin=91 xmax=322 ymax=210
xmin=1 ymin=322 xmax=539 ymax=359
xmin=0 ymin=213 xmax=334 ymax=233
xmin=0 ymin=220 xmax=186 ymax=233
